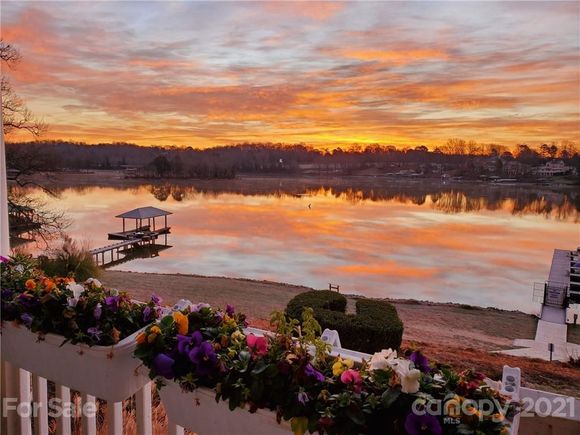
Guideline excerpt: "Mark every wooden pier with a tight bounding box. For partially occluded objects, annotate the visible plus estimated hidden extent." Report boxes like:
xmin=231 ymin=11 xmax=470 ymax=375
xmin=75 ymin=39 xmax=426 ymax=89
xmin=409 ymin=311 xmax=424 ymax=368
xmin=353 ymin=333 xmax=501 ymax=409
xmin=89 ymin=206 xmax=172 ymax=267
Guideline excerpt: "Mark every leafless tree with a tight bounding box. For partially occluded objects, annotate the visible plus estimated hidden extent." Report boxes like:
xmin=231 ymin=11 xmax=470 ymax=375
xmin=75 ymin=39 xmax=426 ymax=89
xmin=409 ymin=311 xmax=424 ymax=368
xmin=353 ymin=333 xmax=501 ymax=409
xmin=1 ymin=39 xmax=47 ymax=137
xmin=2 ymin=40 xmax=65 ymax=245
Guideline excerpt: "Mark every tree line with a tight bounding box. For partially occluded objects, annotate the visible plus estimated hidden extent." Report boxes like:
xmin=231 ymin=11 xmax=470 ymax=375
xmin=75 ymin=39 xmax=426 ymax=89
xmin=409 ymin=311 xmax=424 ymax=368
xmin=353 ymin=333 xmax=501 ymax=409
xmin=5 ymin=139 xmax=579 ymax=179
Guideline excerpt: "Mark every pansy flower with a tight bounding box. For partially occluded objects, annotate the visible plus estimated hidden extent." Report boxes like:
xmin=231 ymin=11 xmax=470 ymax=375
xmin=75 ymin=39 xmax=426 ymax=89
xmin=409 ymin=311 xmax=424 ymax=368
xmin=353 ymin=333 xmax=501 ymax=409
xmin=189 ymin=341 xmax=218 ymax=376
xmin=246 ymin=334 xmax=268 ymax=357
xmin=153 ymin=353 xmax=175 ymax=379
xmin=340 ymin=369 xmax=362 ymax=393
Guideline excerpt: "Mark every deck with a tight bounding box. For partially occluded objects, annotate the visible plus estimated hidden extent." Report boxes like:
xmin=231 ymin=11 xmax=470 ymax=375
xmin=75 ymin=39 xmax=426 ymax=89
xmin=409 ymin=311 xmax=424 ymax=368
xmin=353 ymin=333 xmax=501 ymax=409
xmin=108 ymin=225 xmax=171 ymax=240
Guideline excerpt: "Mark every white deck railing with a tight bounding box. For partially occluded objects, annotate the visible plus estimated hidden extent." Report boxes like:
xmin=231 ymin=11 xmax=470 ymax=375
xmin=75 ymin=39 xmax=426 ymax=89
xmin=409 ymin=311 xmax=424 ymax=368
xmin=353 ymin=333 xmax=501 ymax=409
xmin=2 ymin=328 xmax=579 ymax=435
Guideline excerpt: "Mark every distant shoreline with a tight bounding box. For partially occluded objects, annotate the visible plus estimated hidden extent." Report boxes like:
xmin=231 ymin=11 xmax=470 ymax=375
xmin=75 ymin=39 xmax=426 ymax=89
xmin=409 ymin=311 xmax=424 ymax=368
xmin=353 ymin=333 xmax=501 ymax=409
xmin=20 ymin=169 xmax=579 ymax=192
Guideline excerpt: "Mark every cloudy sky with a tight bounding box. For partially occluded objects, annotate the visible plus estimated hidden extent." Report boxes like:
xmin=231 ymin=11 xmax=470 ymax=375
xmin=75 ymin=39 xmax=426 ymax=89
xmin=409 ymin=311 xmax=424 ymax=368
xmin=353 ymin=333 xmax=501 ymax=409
xmin=1 ymin=1 xmax=578 ymax=149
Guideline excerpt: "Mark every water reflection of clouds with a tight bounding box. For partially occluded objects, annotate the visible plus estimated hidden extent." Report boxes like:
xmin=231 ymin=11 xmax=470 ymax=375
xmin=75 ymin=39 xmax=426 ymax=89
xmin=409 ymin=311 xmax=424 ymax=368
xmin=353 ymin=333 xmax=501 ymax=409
xmin=19 ymin=183 xmax=579 ymax=313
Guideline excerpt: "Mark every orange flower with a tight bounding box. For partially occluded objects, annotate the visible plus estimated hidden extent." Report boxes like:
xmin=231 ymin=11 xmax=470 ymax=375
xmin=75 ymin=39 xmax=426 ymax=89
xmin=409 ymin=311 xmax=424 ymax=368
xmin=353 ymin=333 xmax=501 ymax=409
xmin=112 ymin=328 xmax=121 ymax=344
xmin=25 ymin=279 xmax=36 ymax=290
xmin=43 ymin=279 xmax=56 ymax=293
xmin=172 ymin=312 xmax=189 ymax=335
xmin=136 ymin=332 xmax=147 ymax=345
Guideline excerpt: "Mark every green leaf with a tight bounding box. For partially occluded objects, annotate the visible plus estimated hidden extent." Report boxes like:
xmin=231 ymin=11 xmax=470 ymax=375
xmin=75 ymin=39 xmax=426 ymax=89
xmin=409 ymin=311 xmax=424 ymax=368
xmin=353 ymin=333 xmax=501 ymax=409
xmin=381 ymin=388 xmax=401 ymax=409
xmin=160 ymin=315 xmax=175 ymax=329
xmin=251 ymin=362 xmax=268 ymax=375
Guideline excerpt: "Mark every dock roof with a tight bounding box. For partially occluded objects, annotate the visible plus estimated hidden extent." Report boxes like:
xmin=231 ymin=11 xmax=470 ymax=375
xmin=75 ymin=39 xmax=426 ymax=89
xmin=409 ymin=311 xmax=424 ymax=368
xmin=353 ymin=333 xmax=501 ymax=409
xmin=115 ymin=206 xmax=172 ymax=220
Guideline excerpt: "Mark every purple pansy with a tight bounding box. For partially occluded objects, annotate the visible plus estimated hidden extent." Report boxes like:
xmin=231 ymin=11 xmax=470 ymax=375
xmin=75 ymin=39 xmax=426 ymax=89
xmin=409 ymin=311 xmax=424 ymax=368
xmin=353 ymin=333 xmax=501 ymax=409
xmin=93 ymin=303 xmax=102 ymax=320
xmin=191 ymin=302 xmax=210 ymax=313
xmin=105 ymin=296 xmax=119 ymax=312
xmin=297 ymin=391 xmax=309 ymax=405
xmin=143 ymin=306 xmax=152 ymax=322
xmin=21 ymin=313 xmax=33 ymax=327
xmin=17 ymin=292 xmax=39 ymax=309
xmin=189 ymin=341 xmax=218 ymax=376
xmin=225 ymin=304 xmax=235 ymax=316
xmin=1 ymin=288 xmax=14 ymax=300
xmin=404 ymin=412 xmax=442 ymax=435
xmin=151 ymin=294 xmax=162 ymax=305
xmin=177 ymin=330 xmax=203 ymax=355
xmin=410 ymin=351 xmax=430 ymax=373
xmin=153 ymin=353 xmax=175 ymax=379
xmin=87 ymin=327 xmax=102 ymax=341
xmin=304 ymin=363 xmax=325 ymax=382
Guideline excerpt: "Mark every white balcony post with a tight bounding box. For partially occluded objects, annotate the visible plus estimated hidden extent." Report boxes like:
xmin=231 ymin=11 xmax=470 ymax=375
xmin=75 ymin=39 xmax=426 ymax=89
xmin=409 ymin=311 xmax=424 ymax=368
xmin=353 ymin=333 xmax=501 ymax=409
xmin=168 ymin=423 xmax=185 ymax=435
xmin=107 ymin=401 xmax=123 ymax=435
xmin=135 ymin=383 xmax=152 ymax=434
xmin=2 ymin=362 xmax=19 ymax=434
xmin=18 ymin=369 xmax=32 ymax=435
xmin=81 ymin=394 xmax=97 ymax=435
xmin=55 ymin=384 xmax=71 ymax=435
xmin=32 ymin=375 xmax=49 ymax=435
xmin=0 ymin=71 xmax=10 ymax=256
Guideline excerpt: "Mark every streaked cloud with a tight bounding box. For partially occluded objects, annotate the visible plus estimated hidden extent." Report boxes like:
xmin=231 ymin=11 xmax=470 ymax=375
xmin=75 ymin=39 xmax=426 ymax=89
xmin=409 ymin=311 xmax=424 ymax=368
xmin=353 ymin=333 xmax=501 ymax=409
xmin=1 ymin=1 xmax=578 ymax=148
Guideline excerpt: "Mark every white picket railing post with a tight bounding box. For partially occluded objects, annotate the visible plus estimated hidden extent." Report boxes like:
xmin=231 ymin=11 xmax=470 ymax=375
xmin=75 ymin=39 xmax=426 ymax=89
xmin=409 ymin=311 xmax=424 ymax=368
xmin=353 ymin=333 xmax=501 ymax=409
xmin=107 ymin=401 xmax=123 ymax=435
xmin=32 ymin=375 xmax=49 ymax=435
xmin=18 ymin=369 xmax=32 ymax=435
xmin=168 ymin=422 xmax=185 ymax=435
xmin=81 ymin=394 xmax=97 ymax=435
xmin=55 ymin=384 xmax=71 ymax=435
xmin=3 ymin=362 xmax=19 ymax=433
xmin=136 ymin=383 xmax=152 ymax=434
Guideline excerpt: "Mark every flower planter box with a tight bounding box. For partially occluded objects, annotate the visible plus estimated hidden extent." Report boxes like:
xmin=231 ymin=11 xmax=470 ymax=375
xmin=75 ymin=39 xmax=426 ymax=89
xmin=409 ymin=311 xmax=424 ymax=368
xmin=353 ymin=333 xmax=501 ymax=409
xmin=1 ymin=322 xmax=149 ymax=402
xmin=159 ymin=381 xmax=291 ymax=434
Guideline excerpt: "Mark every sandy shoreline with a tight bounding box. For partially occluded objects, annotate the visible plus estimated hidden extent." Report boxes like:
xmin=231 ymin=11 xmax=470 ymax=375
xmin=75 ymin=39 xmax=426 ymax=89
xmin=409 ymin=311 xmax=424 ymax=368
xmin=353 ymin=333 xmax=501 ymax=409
xmin=101 ymin=269 xmax=580 ymax=397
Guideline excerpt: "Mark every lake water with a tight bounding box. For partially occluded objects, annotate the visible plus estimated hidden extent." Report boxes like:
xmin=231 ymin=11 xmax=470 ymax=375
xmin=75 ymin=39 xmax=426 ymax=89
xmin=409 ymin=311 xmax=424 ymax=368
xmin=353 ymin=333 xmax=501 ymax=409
xmin=13 ymin=178 xmax=579 ymax=313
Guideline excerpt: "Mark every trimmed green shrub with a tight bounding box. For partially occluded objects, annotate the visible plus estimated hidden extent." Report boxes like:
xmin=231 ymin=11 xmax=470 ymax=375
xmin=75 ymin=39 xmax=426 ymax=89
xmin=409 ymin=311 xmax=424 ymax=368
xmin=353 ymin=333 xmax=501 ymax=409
xmin=286 ymin=290 xmax=404 ymax=353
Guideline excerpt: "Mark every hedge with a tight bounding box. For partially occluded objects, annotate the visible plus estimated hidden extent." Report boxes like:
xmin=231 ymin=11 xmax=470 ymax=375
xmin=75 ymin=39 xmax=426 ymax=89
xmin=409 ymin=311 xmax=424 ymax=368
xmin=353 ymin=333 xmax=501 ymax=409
xmin=286 ymin=290 xmax=404 ymax=354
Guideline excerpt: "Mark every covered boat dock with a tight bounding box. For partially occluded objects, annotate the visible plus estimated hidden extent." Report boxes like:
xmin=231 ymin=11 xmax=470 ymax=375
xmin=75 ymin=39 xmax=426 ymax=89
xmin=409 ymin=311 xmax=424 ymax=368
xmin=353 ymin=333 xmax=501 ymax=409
xmin=108 ymin=206 xmax=172 ymax=240
xmin=89 ymin=206 xmax=172 ymax=266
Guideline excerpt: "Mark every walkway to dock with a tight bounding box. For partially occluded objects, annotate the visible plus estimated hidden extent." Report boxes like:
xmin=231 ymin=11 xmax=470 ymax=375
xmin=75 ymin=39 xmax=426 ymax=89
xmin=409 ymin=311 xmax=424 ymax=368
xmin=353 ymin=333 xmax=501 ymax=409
xmin=89 ymin=239 xmax=141 ymax=266
xmin=498 ymin=248 xmax=580 ymax=361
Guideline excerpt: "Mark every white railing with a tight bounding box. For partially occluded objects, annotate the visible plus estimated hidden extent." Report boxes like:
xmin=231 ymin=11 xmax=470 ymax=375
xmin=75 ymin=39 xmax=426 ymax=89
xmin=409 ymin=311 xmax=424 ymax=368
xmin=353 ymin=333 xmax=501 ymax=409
xmin=2 ymin=328 xmax=579 ymax=435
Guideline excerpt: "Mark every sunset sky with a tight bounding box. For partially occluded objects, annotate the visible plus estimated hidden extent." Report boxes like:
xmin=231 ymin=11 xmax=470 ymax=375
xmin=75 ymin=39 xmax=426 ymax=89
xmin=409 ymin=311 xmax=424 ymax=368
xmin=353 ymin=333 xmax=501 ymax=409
xmin=1 ymin=1 xmax=579 ymax=149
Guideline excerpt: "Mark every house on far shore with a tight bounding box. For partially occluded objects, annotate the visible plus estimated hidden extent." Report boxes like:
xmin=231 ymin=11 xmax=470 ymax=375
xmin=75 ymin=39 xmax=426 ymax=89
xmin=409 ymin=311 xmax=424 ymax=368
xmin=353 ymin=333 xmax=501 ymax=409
xmin=121 ymin=165 xmax=139 ymax=178
xmin=533 ymin=160 xmax=575 ymax=177
xmin=502 ymin=161 xmax=531 ymax=177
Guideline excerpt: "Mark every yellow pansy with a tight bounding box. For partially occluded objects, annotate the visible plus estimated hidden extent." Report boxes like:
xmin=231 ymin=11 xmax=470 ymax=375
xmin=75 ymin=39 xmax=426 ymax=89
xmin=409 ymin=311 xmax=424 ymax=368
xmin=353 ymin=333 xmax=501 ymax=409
xmin=222 ymin=314 xmax=237 ymax=328
xmin=332 ymin=357 xmax=354 ymax=377
xmin=172 ymin=312 xmax=189 ymax=335
xmin=231 ymin=330 xmax=245 ymax=344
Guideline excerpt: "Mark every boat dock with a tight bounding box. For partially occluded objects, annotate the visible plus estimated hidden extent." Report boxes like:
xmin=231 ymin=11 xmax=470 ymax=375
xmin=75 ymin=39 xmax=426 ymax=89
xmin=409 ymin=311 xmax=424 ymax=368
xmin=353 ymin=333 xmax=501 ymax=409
xmin=89 ymin=206 xmax=172 ymax=267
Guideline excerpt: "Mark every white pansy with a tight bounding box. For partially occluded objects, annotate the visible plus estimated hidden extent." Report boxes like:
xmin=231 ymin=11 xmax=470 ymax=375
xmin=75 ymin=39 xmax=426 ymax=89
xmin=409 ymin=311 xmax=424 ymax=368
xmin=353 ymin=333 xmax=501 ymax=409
xmin=368 ymin=348 xmax=398 ymax=372
xmin=390 ymin=359 xmax=421 ymax=394
xmin=85 ymin=278 xmax=102 ymax=289
xmin=66 ymin=282 xmax=85 ymax=299
xmin=15 ymin=265 xmax=24 ymax=273
xmin=484 ymin=377 xmax=501 ymax=391
xmin=67 ymin=297 xmax=79 ymax=308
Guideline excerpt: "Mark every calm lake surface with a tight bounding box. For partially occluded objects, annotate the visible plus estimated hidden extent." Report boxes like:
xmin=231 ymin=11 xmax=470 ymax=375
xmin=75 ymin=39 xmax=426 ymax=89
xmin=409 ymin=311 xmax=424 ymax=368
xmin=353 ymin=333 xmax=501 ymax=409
xmin=15 ymin=177 xmax=580 ymax=313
